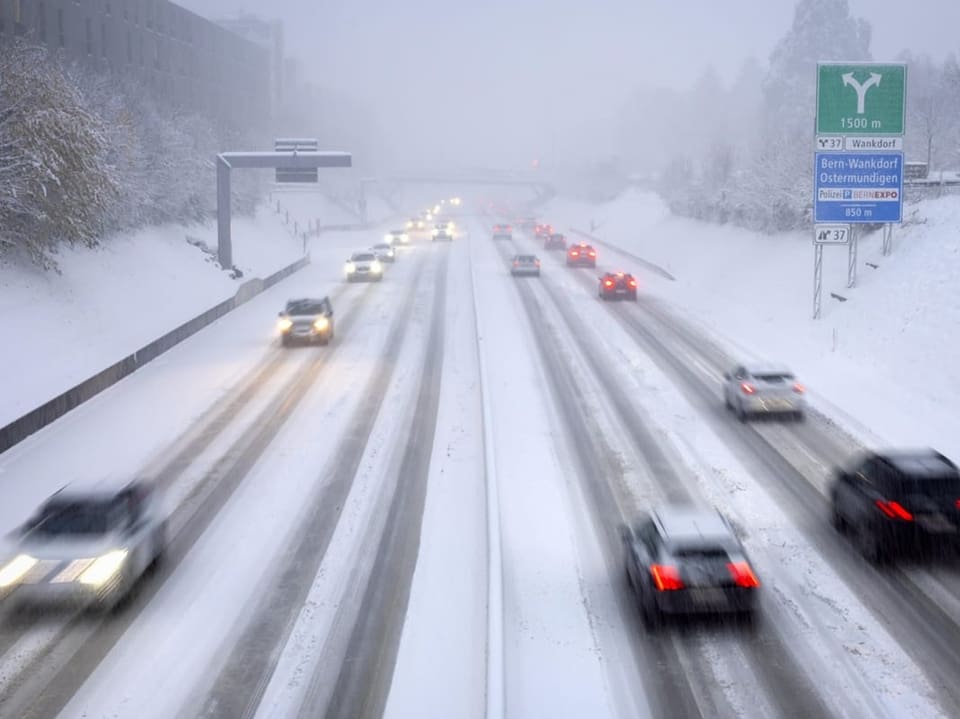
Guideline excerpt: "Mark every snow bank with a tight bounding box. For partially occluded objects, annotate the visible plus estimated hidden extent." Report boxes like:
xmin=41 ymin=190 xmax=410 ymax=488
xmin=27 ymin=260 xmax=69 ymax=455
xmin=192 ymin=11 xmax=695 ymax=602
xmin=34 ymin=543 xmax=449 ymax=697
xmin=540 ymin=190 xmax=960 ymax=460
xmin=0 ymin=205 xmax=305 ymax=427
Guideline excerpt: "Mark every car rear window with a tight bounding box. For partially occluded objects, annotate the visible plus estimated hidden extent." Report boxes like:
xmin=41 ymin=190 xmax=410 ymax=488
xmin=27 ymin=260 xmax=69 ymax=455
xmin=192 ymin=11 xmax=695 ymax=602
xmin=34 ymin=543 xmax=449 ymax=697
xmin=754 ymin=373 xmax=794 ymax=383
xmin=672 ymin=546 xmax=731 ymax=559
xmin=895 ymin=476 xmax=960 ymax=497
xmin=353 ymin=253 xmax=376 ymax=261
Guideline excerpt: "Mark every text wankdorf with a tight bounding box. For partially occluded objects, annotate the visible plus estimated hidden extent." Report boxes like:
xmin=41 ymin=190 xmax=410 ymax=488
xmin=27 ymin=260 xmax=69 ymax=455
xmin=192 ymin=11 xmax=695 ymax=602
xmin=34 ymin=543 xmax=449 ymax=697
xmin=818 ymin=156 xmax=901 ymax=186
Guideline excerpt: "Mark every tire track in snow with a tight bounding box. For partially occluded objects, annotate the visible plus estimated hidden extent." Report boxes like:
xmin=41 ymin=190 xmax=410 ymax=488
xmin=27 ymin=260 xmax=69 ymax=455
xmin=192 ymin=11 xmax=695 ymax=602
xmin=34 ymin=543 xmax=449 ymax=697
xmin=486 ymin=235 xmax=703 ymax=719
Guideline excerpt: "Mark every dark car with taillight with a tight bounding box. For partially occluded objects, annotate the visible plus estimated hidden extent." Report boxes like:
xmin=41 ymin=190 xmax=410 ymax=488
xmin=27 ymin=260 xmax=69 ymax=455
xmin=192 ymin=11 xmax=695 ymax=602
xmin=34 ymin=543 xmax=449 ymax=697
xmin=534 ymin=223 xmax=553 ymax=241
xmin=622 ymin=505 xmax=760 ymax=628
xmin=831 ymin=449 xmax=960 ymax=563
xmin=492 ymin=223 xmax=513 ymax=240
xmin=544 ymin=233 xmax=566 ymax=250
xmin=566 ymin=243 xmax=597 ymax=267
xmin=598 ymin=272 xmax=637 ymax=300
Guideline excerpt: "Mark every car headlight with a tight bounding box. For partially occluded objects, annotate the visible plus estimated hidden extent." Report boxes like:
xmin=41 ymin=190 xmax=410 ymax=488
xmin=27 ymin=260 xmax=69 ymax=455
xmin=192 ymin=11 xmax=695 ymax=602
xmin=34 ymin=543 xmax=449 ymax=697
xmin=313 ymin=317 xmax=330 ymax=331
xmin=400 ymin=234 xmax=409 ymax=243
xmin=277 ymin=318 xmax=293 ymax=332
xmin=384 ymin=234 xmax=393 ymax=244
xmin=345 ymin=262 xmax=356 ymax=274
xmin=0 ymin=554 xmax=38 ymax=588
xmin=79 ymin=549 xmax=128 ymax=587
xmin=371 ymin=261 xmax=383 ymax=273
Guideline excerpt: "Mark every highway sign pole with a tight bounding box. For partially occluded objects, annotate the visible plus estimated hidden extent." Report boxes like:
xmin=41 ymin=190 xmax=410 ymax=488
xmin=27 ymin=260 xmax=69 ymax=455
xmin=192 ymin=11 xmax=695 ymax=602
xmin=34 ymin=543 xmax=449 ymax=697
xmin=813 ymin=244 xmax=824 ymax=319
xmin=847 ymin=226 xmax=858 ymax=288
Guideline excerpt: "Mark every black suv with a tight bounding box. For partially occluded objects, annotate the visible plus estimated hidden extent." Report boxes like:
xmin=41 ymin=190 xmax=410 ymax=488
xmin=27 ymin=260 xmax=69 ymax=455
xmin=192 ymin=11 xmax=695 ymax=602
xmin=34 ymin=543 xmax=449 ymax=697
xmin=831 ymin=449 xmax=960 ymax=562
xmin=277 ymin=297 xmax=334 ymax=346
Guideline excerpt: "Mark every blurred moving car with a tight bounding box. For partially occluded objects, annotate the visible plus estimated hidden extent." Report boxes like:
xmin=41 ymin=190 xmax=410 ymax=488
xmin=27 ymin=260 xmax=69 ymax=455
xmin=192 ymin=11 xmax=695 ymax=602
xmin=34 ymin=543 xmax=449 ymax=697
xmin=492 ymin=223 xmax=513 ymax=240
xmin=831 ymin=449 xmax=960 ymax=562
xmin=519 ymin=217 xmax=538 ymax=231
xmin=345 ymin=251 xmax=383 ymax=282
xmin=622 ymin=505 xmax=760 ymax=627
xmin=371 ymin=242 xmax=396 ymax=263
xmin=278 ymin=297 xmax=334 ymax=346
xmin=406 ymin=217 xmax=426 ymax=232
xmin=510 ymin=254 xmax=541 ymax=277
xmin=723 ymin=364 xmax=805 ymax=421
xmin=432 ymin=222 xmax=453 ymax=241
xmin=534 ymin=223 xmax=553 ymax=242
xmin=566 ymin=243 xmax=597 ymax=267
xmin=0 ymin=480 xmax=167 ymax=610
xmin=544 ymin=232 xmax=567 ymax=250
xmin=386 ymin=230 xmax=409 ymax=246
xmin=599 ymin=272 xmax=638 ymax=301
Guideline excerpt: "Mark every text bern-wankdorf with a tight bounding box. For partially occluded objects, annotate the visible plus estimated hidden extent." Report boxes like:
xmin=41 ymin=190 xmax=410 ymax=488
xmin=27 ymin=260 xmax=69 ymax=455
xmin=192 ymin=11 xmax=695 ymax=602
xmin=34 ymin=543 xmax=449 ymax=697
xmin=818 ymin=155 xmax=901 ymax=186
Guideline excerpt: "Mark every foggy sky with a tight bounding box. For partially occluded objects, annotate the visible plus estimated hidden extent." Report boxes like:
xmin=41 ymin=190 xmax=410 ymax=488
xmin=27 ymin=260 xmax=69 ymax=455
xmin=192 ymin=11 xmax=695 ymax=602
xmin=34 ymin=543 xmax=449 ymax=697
xmin=182 ymin=0 xmax=960 ymax=170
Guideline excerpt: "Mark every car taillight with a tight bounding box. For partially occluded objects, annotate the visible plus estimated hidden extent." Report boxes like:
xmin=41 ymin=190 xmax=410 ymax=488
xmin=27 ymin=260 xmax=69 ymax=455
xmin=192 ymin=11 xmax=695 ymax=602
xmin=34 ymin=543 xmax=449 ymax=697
xmin=570 ymin=251 xmax=579 ymax=257
xmin=588 ymin=251 xmax=596 ymax=257
xmin=513 ymin=261 xmax=519 ymax=267
xmin=875 ymin=500 xmax=913 ymax=521
xmin=793 ymin=382 xmax=805 ymax=394
xmin=727 ymin=562 xmax=760 ymax=588
xmin=955 ymin=499 xmax=960 ymax=510
xmin=604 ymin=279 xmax=614 ymax=287
xmin=628 ymin=279 xmax=637 ymax=288
xmin=534 ymin=260 xmax=540 ymax=267
xmin=650 ymin=564 xmax=684 ymax=591
xmin=740 ymin=383 xmax=756 ymax=394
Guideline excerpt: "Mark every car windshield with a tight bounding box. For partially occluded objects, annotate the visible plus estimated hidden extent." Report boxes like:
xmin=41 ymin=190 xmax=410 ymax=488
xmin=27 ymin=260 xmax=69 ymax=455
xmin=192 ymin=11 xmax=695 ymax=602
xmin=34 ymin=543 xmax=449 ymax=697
xmin=352 ymin=253 xmax=376 ymax=261
xmin=32 ymin=500 xmax=125 ymax=536
xmin=374 ymin=244 xmax=391 ymax=250
xmin=285 ymin=300 xmax=326 ymax=315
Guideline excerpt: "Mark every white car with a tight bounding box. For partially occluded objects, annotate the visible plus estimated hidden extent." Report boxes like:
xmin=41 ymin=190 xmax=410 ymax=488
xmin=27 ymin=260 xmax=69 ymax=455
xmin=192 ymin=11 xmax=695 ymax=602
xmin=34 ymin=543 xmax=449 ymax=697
xmin=345 ymin=252 xmax=383 ymax=282
xmin=723 ymin=364 xmax=806 ymax=421
xmin=386 ymin=230 xmax=409 ymax=245
xmin=0 ymin=480 xmax=166 ymax=610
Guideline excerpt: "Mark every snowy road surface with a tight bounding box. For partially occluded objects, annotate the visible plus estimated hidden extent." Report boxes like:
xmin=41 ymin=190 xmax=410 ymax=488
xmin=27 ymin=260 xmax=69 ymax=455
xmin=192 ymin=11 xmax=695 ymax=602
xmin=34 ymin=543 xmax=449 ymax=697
xmin=0 ymin=209 xmax=957 ymax=718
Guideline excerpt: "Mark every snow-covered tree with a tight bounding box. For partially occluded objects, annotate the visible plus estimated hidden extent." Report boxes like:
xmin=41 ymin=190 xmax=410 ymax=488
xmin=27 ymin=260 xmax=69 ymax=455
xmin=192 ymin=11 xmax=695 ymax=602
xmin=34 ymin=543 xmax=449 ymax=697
xmin=0 ymin=41 xmax=118 ymax=269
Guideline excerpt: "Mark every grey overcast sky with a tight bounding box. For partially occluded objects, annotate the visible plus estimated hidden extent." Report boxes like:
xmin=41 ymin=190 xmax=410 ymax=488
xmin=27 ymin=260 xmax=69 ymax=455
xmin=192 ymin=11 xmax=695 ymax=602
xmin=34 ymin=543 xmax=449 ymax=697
xmin=181 ymin=0 xmax=960 ymax=169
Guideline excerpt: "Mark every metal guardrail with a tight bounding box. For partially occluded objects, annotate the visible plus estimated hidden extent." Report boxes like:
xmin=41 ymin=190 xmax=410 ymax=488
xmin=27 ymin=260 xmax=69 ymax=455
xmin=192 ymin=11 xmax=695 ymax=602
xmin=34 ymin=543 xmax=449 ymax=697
xmin=0 ymin=255 xmax=311 ymax=455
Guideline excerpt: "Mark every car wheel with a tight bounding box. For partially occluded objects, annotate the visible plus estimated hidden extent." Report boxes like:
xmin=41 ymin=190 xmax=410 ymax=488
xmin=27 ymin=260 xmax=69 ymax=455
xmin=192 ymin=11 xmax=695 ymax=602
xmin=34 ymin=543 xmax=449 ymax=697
xmin=281 ymin=336 xmax=291 ymax=347
xmin=856 ymin=526 xmax=884 ymax=564
xmin=149 ymin=525 xmax=168 ymax=571
xmin=724 ymin=391 xmax=732 ymax=410
xmin=831 ymin=500 xmax=847 ymax=533
xmin=794 ymin=411 xmax=806 ymax=423
xmin=736 ymin=401 xmax=748 ymax=422
xmin=641 ymin=596 xmax=663 ymax=630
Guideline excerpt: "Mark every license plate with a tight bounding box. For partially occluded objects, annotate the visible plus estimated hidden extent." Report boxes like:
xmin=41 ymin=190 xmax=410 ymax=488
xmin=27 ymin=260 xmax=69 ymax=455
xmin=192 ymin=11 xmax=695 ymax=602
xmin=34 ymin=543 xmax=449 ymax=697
xmin=916 ymin=514 xmax=957 ymax=533
xmin=616 ymin=288 xmax=626 ymax=294
xmin=688 ymin=588 xmax=727 ymax=606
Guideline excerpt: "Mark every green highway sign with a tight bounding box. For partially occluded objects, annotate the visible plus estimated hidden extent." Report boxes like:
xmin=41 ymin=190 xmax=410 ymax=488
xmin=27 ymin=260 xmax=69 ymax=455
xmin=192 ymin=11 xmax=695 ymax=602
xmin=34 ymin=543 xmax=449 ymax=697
xmin=816 ymin=63 xmax=906 ymax=135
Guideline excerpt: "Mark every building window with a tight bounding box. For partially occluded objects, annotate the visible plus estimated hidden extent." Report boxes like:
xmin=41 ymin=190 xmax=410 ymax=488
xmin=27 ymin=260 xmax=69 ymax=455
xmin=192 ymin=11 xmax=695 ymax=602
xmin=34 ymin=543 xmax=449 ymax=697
xmin=35 ymin=1 xmax=46 ymax=42
xmin=139 ymin=35 xmax=143 ymax=66
xmin=100 ymin=22 xmax=106 ymax=57
xmin=145 ymin=0 xmax=151 ymax=29
xmin=85 ymin=17 xmax=92 ymax=54
xmin=126 ymin=30 xmax=131 ymax=63
xmin=133 ymin=0 xmax=138 ymax=25
xmin=122 ymin=1 xmax=127 ymax=20
xmin=57 ymin=7 xmax=64 ymax=46
xmin=13 ymin=0 xmax=23 ymax=35
xmin=105 ymin=1 xmax=111 ymax=16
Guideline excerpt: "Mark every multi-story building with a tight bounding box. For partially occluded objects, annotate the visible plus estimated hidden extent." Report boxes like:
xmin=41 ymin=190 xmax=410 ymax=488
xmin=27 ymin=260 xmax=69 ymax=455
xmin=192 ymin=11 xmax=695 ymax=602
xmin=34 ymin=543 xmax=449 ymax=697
xmin=214 ymin=14 xmax=283 ymax=120
xmin=0 ymin=0 xmax=270 ymax=134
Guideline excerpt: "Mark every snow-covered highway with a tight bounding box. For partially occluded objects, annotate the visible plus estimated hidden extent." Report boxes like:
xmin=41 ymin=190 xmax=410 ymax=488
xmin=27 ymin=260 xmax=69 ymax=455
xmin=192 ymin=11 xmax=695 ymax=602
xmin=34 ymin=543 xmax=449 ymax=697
xmin=0 ymin=208 xmax=958 ymax=719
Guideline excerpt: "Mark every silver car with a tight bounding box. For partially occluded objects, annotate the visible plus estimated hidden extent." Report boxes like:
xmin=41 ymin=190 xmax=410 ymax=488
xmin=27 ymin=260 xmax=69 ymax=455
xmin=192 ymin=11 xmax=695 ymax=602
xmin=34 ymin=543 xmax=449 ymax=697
xmin=371 ymin=242 xmax=396 ymax=263
xmin=0 ymin=480 xmax=167 ymax=610
xmin=723 ymin=364 xmax=806 ymax=421
xmin=510 ymin=254 xmax=541 ymax=277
